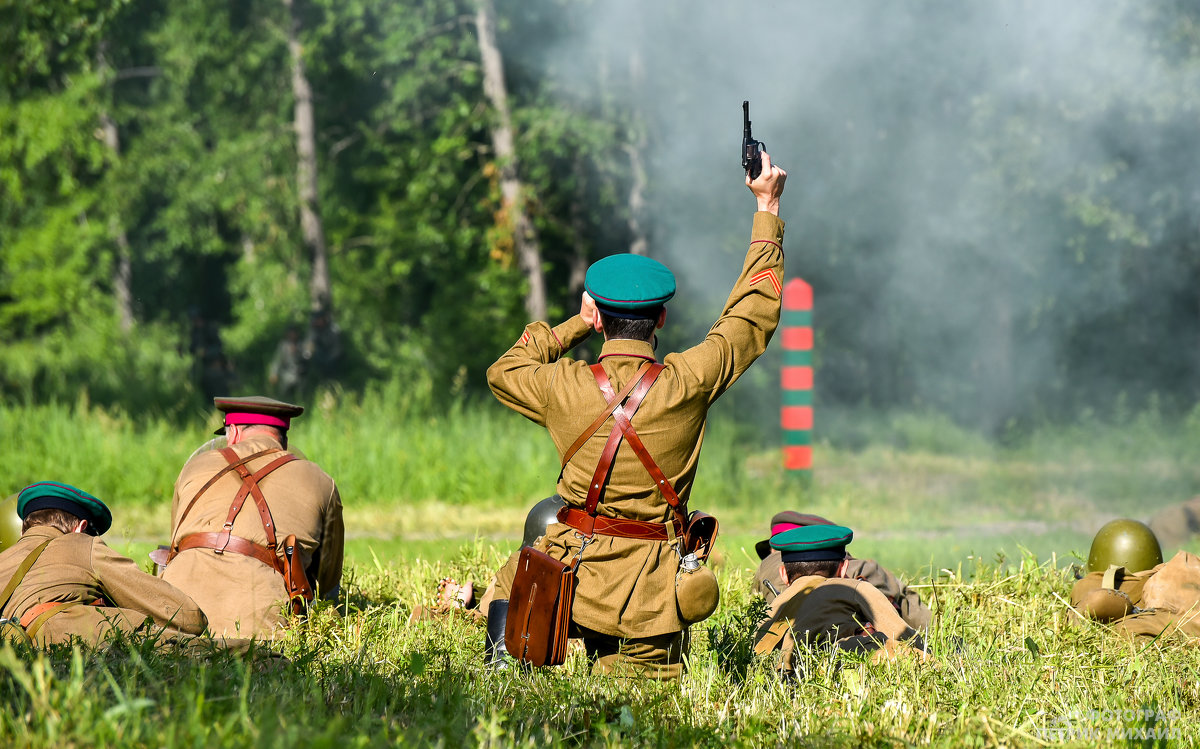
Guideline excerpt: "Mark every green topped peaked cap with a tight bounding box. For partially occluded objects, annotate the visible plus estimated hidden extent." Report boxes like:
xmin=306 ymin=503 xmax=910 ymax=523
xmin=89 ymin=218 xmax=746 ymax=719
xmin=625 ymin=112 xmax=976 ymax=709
xmin=771 ymin=524 xmax=853 ymax=563
xmin=1086 ymin=519 xmax=1162 ymax=574
xmin=17 ymin=481 xmax=112 ymax=536
xmin=585 ymin=254 xmax=676 ymax=317
xmin=213 ymin=395 xmax=304 ymax=434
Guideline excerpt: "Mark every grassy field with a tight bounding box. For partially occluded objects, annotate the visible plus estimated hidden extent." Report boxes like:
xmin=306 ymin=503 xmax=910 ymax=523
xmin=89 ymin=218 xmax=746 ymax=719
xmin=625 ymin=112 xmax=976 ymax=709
xmin=2 ymin=395 xmax=1200 ymax=745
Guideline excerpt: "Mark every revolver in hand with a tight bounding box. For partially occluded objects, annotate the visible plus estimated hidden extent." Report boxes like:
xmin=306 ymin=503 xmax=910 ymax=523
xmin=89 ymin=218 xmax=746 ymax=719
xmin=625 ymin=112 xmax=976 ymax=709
xmin=742 ymin=100 xmax=765 ymax=180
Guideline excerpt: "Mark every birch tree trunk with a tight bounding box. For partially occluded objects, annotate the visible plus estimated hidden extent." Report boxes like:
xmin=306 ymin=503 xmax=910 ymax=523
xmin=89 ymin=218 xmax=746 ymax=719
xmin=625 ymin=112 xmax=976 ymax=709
xmin=474 ymin=0 xmax=547 ymax=321
xmin=284 ymin=0 xmax=332 ymax=315
xmin=97 ymin=44 xmax=134 ymax=333
xmin=625 ymin=48 xmax=648 ymax=256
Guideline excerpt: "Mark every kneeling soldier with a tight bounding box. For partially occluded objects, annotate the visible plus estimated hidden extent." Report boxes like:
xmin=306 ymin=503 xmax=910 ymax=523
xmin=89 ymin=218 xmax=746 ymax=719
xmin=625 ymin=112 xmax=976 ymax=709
xmin=754 ymin=524 xmax=929 ymax=676
xmin=161 ymin=396 xmax=344 ymax=638
xmin=0 ymin=482 xmax=207 ymax=646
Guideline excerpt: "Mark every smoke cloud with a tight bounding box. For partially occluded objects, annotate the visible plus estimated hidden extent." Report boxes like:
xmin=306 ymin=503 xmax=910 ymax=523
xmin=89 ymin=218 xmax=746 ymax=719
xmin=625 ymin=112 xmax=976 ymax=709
xmin=509 ymin=0 xmax=1200 ymax=433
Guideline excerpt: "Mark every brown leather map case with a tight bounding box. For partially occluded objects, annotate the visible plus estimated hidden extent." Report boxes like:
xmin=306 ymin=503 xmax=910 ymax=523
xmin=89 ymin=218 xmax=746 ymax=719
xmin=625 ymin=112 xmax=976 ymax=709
xmin=505 ymin=546 xmax=575 ymax=666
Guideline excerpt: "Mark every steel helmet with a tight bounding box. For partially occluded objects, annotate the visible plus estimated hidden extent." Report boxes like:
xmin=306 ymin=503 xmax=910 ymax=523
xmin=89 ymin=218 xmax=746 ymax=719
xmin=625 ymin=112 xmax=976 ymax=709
xmin=1086 ymin=519 xmax=1163 ymax=573
xmin=522 ymin=495 xmax=565 ymax=548
xmin=0 ymin=494 xmax=22 ymax=551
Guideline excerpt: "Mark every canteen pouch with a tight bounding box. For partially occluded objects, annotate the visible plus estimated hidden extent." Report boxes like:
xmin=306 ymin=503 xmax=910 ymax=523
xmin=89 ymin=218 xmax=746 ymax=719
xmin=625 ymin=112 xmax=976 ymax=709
xmin=505 ymin=546 xmax=575 ymax=666
xmin=283 ymin=534 xmax=314 ymax=615
xmin=683 ymin=511 xmax=719 ymax=561
xmin=675 ymin=554 xmax=720 ymax=623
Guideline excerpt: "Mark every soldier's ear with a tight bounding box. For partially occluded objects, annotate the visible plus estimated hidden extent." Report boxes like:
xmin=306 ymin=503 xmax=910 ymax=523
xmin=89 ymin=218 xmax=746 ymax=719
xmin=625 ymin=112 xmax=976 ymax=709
xmin=656 ymin=307 xmax=668 ymax=330
xmin=72 ymin=519 xmax=89 ymax=535
xmin=779 ymin=564 xmax=789 ymax=585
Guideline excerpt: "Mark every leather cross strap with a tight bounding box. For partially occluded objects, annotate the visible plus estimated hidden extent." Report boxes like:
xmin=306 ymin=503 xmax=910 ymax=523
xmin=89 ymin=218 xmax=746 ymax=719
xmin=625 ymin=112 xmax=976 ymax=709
xmin=559 ymin=361 xmax=656 ymax=476
xmin=584 ymin=363 xmax=664 ymax=516
xmin=210 ymin=452 xmax=296 ymax=554
xmin=171 ymin=447 xmax=281 ymax=545
xmin=171 ymin=448 xmax=296 ymax=572
xmin=591 ymin=363 xmax=689 ymax=533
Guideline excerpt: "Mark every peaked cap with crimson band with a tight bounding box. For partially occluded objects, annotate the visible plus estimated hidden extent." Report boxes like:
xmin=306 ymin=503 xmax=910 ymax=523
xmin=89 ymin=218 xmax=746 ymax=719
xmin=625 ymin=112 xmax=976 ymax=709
xmin=771 ymin=524 xmax=853 ymax=563
xmin=213 ymin=396 xmax=304 ymax=435
xmin=755 ymin=510 xmax=836 ymax=559
xmin=17 ymin=481 xmax=112 ymax=536
xmin=585 ymin=254 xmax=676 ymax=319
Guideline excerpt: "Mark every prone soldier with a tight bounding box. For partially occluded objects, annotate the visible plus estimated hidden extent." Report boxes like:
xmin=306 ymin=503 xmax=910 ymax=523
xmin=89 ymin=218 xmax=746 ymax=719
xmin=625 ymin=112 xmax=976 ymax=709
xmin=1071 ymin=519 xmax=1200 ymax=641
xmin=0 ymin=482 xmax=207 ymax=646
xmin=753 ymin=510 xmax=932 ymax=630
xmin=483 ymin=150 xmax=788 ymax=678
xmin=754 ymin=524 xmax=930 ymax=676
xmin=160 ymin=396 xmax=344 ymax=638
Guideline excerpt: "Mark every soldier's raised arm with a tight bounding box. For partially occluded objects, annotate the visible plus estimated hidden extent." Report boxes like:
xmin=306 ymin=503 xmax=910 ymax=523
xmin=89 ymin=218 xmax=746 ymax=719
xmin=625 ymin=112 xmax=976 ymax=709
xmin=669 ymin=150 xmax=788 ymax=401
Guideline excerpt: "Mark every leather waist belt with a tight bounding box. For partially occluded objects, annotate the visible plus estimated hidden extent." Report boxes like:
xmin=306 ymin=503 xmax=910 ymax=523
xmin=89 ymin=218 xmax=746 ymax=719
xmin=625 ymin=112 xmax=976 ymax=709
xmin=176 ymin=532 xmax=284 ymax=575
xmin=557 ymin=506 xmax=681 ymax=541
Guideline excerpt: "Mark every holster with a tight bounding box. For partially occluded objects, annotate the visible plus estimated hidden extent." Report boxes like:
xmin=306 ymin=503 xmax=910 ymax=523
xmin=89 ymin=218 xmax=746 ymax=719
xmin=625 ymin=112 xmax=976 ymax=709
xmin=682 ymin=511 xmax=719 ymax=561
xmin=283 ymin=534 xmax=314 ymax=615
xmin=505 ymin=547 xmax=575 ymax=667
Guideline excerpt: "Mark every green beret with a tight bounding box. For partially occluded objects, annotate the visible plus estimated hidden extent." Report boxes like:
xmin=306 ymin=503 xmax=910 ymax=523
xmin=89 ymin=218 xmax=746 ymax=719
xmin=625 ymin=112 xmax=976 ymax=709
xmin=585 ymin=254 xmax=676 ymax=317
xmin=771 ymin=524 xmax=853 ymax=563
xmin=17 ymin=481 xmax=112 ymax=536
xmin=213 ymin=395 xmax=304 ymax=434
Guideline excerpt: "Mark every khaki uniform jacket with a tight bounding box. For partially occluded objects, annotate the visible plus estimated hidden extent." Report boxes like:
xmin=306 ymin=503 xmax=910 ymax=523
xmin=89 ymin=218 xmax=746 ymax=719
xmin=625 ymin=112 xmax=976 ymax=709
xmin=754 ymin=550 xmax=933 ymax=629
xmin=489 ymin=212 xmax=785 ymax=638
xmin=0 ymin=526 xmax=206 ymax=645
xmin=164 ymin=435 xmax=344 ymax=638
xmin=1071 ymin=551 xmax=1200 ymax=641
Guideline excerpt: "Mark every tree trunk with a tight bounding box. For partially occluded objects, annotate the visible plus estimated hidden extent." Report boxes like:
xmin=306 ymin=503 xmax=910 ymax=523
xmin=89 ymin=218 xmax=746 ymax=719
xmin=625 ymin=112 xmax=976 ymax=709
xmin=625 ymin=48 xmax=648 ymax=256
xmin=474 ymin=0 xmax=547 ymax=321
xmin=284 ymin=0 xmax=332 ymax=316
xmin=96 ymin=43 xmax=133 ymax=333
xmin=99 ymin=109 xmax=133 ymax=333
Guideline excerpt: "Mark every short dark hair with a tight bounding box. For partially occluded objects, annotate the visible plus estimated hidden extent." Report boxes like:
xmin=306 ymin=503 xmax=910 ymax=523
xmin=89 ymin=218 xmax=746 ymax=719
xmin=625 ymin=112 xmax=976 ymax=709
xmin=783 ymin=558 xmax=842 ymax=582
xmin=23 ymin=508 xmax=89 ymax=535
xmin=598 ymin=310 xmax=659 ymax=341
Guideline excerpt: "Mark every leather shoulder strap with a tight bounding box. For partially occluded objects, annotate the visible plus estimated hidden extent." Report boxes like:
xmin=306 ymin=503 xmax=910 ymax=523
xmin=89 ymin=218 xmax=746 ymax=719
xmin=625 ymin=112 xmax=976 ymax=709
xmin=212 ymin=453 xmax=297 ymax=553
xmin=583 ymin=363 xmax=664 ymax=517
xmin=0 ymin=540 xmax=53 ymax=615
xmin=559 ymin=361 xmax=654 ymax=473
xmin=172 ymin=447 xmax=281 ymax=544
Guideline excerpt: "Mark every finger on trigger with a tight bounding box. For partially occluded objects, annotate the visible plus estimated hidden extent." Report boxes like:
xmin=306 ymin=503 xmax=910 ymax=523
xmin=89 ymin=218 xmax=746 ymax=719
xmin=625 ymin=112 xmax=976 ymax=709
xmin=760 ymin=151 xmax=772 ymax=172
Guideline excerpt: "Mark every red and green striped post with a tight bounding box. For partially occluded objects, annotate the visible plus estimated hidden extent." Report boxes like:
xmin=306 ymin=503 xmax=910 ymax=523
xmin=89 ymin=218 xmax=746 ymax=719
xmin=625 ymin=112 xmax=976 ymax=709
xmin=781 ymin=278 xmax=813 ymax=473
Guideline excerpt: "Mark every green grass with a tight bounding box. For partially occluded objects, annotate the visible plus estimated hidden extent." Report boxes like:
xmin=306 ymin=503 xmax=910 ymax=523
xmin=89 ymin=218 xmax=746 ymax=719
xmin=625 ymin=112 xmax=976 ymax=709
xmin=4 ymin=396 xmax=1200 ymax=745
xmin=1 ymin=548 xmax=1197 ymax=746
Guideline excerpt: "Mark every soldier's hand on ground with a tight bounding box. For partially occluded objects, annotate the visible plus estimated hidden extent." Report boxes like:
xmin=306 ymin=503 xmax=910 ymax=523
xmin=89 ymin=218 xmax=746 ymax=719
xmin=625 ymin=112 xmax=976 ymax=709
xmin=747 ymin=150 xmax=786 ymax=216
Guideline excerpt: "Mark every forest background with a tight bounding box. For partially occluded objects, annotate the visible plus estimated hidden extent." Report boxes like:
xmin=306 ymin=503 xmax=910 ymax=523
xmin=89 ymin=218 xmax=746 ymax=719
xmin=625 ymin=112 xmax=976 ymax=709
xmin=5 ymin=3 xmax=1200 ymax=745
xmin=5 ymin=0 xmax=1200 ymax=429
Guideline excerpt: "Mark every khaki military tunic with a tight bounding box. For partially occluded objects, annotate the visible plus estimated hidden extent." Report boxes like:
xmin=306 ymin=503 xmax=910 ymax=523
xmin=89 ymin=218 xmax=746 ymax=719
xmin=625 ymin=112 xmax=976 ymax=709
xmin=164 ymin=435 xmax=344 ymax=638
xmin=1071 ymin=551 xmax=1200 ymax=641
xmin=0 ymin=526 xmax=206 ymax=646
xmin=754 ymin=550 xmax=933 ymax=629
xmin=489 ymin=212 xmax=785 ymax=638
